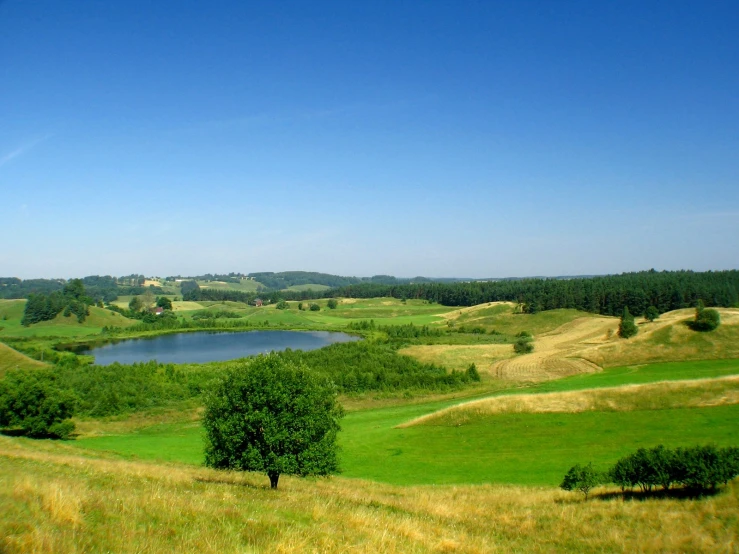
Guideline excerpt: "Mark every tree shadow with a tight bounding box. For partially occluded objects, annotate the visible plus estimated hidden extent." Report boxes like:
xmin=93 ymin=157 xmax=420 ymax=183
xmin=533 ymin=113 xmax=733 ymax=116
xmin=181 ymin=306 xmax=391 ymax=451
xmin=595 ymin=487 xmax=724 ymax=501
xmin=193 ymin=476 xmax=263 ymax=490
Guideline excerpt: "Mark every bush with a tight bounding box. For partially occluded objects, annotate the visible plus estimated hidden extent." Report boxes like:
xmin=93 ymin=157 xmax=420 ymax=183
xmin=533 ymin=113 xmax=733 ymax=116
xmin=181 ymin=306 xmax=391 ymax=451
xmin=560 ymin=462 xmax=601 ymax=500
xmin=618 ymin=306 xmax=638 ymax=338
xmin=309 ymin=303 xmax=320 ymax=311
xmin=644 ymin=306 xmax=660 ymax=322
xmin=513 ymin=337 xmax=534 ymax=354
xmin=275 ymin=301 xmax=289 ymax=310
xmin=0 ymin=371 xmax=76 ymax=439
xmin=327 ymin=298 xmax=338 ymax=309
xmin=466 ymin=363 xmax=481 ymax=382
xmin=692 ymin=308 xmax=720 ymax=331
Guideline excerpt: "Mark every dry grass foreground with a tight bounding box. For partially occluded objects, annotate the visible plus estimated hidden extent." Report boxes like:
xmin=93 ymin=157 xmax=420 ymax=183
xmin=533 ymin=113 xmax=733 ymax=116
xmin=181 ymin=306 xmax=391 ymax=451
xmin=399 ymin=376 xmax=739 ymax=428
xmin=1 ymin=437 xmax=737 ymax=553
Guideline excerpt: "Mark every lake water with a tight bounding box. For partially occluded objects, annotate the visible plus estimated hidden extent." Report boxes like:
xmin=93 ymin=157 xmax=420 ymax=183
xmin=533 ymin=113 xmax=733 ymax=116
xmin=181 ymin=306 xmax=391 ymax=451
xmin=82 ymin=330 xmax=360 ymax=365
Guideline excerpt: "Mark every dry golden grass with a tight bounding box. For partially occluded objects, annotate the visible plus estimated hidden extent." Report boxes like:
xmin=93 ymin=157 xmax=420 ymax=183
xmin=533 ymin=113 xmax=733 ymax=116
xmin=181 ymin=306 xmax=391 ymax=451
xmin=489 ymin=316 xmax=614 ymax=382
xmin=399 ymin=375 xmax=739 ymax=428
xmin=0 ymin=342 xmax=48 ymax=376
xmin=399 ymin=343 xmax=514 ymax=373
xmin=438 ymin=301 xmax=517 ymax=322
xmin=576 ymin=308 xmax=739 ymax=368
xmin=1 ymin=436 xmax=737 ymax=553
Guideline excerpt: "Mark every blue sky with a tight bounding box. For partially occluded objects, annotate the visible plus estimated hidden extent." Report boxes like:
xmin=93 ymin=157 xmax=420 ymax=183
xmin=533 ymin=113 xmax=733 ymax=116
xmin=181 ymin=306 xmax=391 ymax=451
xmin=1 ymin=0 xmax=737 ymax=279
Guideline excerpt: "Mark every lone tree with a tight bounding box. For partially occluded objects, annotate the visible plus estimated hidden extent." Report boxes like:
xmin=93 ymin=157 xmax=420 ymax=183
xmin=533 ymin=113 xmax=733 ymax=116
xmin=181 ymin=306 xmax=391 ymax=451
xmin=560 ymin=462 xmax=601 ymax=500
xmin=618 ymin=306 xmax=638 ymax=338
xmin=203 ymin=354 xmax=343 ymax=489
xmin=644 ymin=305 xmax=660 ymax=322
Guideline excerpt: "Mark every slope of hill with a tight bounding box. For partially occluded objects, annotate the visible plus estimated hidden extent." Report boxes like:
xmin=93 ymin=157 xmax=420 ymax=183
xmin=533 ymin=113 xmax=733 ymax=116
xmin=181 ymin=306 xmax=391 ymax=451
xmin=0 ymin=342 xmax=48 ymax=376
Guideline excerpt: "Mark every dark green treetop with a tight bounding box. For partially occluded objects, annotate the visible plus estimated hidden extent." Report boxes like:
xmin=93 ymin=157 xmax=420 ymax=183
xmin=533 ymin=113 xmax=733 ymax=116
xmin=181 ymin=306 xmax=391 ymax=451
xmin=203 ymin=354 xmax=343 ymax=489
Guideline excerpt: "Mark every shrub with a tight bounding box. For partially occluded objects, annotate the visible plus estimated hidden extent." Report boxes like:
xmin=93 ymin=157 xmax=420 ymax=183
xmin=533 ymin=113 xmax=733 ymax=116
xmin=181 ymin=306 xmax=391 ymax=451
xmin=309 ymin=303 xmax=320 ymax=311
xmin=560 ymin=462 xmax=601 ymax=500
xmin=644 ymin=306 xmax=660 ymax=322
xmin=692 ymin=308 xmax=720 ymax=331
xmin=275 ymin=301 xmax=289 ymax=310
xmin=466 ymin=363 xmax=481 ymax=382
xmin=0 ymin=371 xmax=76 ymax=439
xmin=618 ymin=307 xmax=638 ymax=338
xmin=513 ymin=337 xmax=534 ymax=354
xmin=327 ymin=299 xmax=338 ymax=309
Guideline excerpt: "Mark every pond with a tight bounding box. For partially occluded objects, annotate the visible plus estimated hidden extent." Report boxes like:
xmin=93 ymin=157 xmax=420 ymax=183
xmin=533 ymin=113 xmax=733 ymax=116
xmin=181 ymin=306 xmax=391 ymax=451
xmin=81 ymin=330 xmax=360 ymax=365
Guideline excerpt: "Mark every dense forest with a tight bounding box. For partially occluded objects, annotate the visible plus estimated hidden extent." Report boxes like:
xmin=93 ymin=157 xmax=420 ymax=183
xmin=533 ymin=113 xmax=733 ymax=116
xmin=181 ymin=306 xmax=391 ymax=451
xmin=329 ymin=270 xmax=739 ymax=316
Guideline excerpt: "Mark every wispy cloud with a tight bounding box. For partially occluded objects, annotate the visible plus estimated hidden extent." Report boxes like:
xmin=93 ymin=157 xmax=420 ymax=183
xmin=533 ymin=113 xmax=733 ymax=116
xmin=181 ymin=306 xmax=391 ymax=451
xmin=0 ymin=134 xmax=53 ymax=168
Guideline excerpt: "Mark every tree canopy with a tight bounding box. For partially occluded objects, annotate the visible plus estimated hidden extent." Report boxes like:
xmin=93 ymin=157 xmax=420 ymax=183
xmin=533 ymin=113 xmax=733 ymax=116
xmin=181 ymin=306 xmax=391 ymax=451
xmin=203 ymin=354 xmax=343 ymax=489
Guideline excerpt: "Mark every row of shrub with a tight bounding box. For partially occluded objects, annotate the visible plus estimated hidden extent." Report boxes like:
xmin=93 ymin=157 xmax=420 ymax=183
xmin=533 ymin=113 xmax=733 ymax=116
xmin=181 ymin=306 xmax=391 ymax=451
xmin=276 ymin=342 xmax=480 ymax=393
xmin=561 ymin=444 xmax=739 ymax=499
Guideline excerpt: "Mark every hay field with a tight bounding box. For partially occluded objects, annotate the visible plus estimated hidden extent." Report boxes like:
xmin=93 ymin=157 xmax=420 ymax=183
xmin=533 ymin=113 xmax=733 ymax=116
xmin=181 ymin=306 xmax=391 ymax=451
xmin=400 ymin=375 xmax=739 ymax=427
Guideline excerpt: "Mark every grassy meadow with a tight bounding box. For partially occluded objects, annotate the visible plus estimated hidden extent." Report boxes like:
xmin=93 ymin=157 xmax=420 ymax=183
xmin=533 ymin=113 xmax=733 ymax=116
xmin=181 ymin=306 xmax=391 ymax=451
xmin=1 ymin=293 xmax=739 ymax=552
xmin=3 ymin=435 xmax=736 ymax=553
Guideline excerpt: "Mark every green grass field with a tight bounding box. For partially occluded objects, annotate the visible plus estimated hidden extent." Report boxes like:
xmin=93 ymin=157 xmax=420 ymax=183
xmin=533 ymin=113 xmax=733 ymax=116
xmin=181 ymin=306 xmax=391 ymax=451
xmin=0 ymin=302 xmax=137 ymax=338
xmin=450 ymin=305 xmax=601 ymax=335
xmin=71 ymin=358 xmax=739 ymax=487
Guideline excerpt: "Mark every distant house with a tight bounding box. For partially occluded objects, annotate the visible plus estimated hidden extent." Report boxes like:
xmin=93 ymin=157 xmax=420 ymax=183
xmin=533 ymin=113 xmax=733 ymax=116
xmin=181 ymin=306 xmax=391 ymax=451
xmin=155 ymin=307 xmax=164 ymax=315
xmin=254 ymin=298 xmax=263 ymax=307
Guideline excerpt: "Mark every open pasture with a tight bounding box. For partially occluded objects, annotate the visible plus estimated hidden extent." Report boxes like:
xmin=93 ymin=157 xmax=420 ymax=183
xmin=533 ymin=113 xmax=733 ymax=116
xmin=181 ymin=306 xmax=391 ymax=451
xmin=0 ymin=303 xmax=136 ymax=338
xmin=69 ymin=358 xmax=739 ymax=487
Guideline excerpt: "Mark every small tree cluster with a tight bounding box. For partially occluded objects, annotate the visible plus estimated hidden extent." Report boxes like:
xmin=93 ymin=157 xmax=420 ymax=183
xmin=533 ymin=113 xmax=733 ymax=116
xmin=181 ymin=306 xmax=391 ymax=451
xmin=309 ymin=303 xmax=321 ymax=311
xmin=513 ymin=331 xmax=534 ymax=354
xmin=275 ymin=300 xmax=289 ymax=310
xmin=618 ymin=306 xmax=638 ymax=338
xmin=691 ymin=301 xmax=721 ymax=331
xmin=22 ymin=279 xmax=93 ymax=326
xmin=0 ymin=371 xmax=76 ymax=439
xmin=610 ymin=444 xmax=738 ymax=492
xmin=561 ymin=444 xmax=739 ymax=499
xmin=644 ymin=305 xmax=660 ymax=322
xmin=327 ymin=298 xmax=338 ymax=309
xmin=466 ymin=363 xmax=481 ymax=382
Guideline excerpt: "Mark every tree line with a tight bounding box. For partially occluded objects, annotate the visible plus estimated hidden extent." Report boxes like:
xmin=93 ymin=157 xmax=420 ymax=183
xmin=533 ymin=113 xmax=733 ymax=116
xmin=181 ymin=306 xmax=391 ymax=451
xmin=1 ymin=275 xmax=162 ymax=303
xmin=327 ymin=270 xmax=739 ymax=316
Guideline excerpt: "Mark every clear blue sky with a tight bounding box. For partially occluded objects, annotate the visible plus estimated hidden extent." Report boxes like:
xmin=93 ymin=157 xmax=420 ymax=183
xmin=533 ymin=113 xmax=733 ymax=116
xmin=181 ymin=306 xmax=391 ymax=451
xmin=1 ymin=0 xmax=737 ymax=279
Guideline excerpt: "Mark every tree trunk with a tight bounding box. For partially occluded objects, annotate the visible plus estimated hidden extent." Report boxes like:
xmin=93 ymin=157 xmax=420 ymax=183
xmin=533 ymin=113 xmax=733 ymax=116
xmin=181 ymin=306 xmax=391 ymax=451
xmin=268 ymin=472 xmax=280 ymax=489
